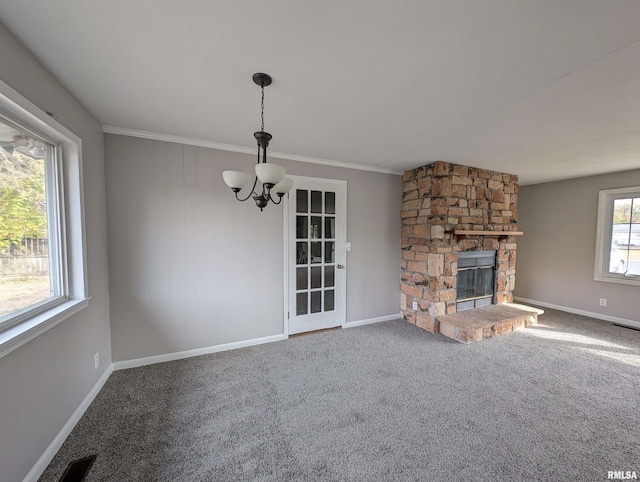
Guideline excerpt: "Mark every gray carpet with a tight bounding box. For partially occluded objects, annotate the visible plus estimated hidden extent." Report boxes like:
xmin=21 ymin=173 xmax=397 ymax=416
xmin=39 ymin=308 xmax=639 ymax=481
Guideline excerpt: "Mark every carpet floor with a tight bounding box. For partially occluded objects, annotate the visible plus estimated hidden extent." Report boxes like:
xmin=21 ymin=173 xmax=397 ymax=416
xmin=39 ymin=308 xmax=639 ymax=481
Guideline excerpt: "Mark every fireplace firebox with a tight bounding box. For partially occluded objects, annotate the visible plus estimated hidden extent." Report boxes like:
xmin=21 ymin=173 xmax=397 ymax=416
xmin=456 ymin=250 xmax=496 ymax=311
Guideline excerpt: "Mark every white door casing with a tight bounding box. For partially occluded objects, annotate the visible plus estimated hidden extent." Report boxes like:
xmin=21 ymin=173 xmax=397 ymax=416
xmin=285 ymin=176 xmax=346 ymax=335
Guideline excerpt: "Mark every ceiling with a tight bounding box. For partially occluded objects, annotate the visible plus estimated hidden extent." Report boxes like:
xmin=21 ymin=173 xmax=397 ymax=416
xmin=1 ymin=1 xmax=640 ymax=184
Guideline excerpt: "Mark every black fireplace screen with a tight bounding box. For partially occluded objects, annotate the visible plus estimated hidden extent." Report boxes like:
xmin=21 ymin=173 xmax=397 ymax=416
xmin=456 ymin=250 xmax=496 ymax=311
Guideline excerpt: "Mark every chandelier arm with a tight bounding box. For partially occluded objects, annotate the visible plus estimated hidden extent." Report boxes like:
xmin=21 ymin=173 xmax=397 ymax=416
xmin=235 ymin=175 xmax=259 ymax=202
xmin=270 ymin=194 xmax=284 ymax=205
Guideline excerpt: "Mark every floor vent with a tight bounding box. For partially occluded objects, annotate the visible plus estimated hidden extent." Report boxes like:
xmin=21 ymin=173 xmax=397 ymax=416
xmin=613 ymin=323 xmax=640 ymax=332
xmin=60 ymin=455 xmax=97 ymax=482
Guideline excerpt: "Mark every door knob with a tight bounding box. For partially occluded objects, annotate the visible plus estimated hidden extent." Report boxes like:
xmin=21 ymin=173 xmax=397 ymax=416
xmin=337 ymin=264 xmax=344 ymax=269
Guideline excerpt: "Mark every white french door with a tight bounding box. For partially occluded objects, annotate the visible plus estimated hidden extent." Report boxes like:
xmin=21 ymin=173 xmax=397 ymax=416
xmin=286 ymin=177 xmax=346 ymax=335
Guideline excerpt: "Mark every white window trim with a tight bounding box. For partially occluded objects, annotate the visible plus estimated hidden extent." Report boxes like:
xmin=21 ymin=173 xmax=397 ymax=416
xmin=594 ymin=186 xmax=640 ymax=286
xmin=0 ymin=80 xmax=89 ymax=358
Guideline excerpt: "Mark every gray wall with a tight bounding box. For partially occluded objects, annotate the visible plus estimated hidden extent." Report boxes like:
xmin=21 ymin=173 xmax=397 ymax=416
xmin=515 ymin=168 xmax=640 ymax=322
xmin=0 ymin=24 xmax=111 ymax=482
xmin=105 ymin=134 xmax=402 ymax=362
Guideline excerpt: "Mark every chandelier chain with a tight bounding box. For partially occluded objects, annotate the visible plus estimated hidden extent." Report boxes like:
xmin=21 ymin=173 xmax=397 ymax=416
xmin=261 ymin=85 xmax=265 ymax=132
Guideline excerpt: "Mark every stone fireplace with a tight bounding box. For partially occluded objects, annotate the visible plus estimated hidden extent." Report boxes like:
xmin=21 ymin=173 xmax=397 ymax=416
xmin=400 ymin=161 xmax=520 ymax=334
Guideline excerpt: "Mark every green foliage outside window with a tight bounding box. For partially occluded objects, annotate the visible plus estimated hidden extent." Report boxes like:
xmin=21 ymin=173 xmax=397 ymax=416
xmin=0 ymin=150 xmax=47 ymax=251
xmin=613 ymin=198 xmax=640 ymax=224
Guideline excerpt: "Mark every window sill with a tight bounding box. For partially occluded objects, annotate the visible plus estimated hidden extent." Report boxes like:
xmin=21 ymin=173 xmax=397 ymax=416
xmin=594 ymin=274 xmax=640 ymax=287
xmin=0 ymin=298 xmax=90 ymax=359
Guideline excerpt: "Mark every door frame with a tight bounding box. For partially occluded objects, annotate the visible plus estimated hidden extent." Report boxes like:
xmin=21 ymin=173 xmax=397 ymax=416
xmin=283 ymin=175 xmax=347 ymax=337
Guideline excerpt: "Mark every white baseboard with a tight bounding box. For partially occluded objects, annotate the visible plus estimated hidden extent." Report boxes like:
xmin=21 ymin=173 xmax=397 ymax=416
xmin=513 ymin=297 xmax=640 ymax=330
xmin=344 ymin=313 xmax=401 ymax=329
xmin=112 ymin=334 xmax=287 ymax=370
xmin=23 ymin=364 xmax=114 ymax=482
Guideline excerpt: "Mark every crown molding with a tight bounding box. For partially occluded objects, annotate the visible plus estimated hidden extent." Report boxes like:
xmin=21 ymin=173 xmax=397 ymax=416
xmin=102 ymin=125 xmax=403 ymax=176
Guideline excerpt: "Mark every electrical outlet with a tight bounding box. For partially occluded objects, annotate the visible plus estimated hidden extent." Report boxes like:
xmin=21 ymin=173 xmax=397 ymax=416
xmin=412 ymin=301 xmax=418 ymax=310
xmin=599 ymin=298 xmax=607 ymax=307
xmin=94 ymin=352 xmax=99 ymax=369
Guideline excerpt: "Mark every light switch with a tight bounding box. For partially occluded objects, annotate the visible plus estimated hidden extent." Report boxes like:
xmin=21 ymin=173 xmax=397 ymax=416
xmin=346 ymin=242 xmax=351 ymax=251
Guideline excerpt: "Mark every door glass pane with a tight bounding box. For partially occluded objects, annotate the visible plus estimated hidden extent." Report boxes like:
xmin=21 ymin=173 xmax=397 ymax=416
xmin=311 ymin=266 xmax=322 ymax=289
xmin=296 ymin=216 xmax=308 ymax=239
xmin=310 ymin=291 xmax=321 ymax=313
xmin=296 ymin=292 xmax=308 ymax=315
xmin=324 ymin=242 xmax=335 ymax=263
xmin=296 ymin=190 xmax=308 ymax=213
xmin=310 ymin=242 xmax=322 ymax=264
xmin=296 ymin=267 xmax=308 ymax=290
xmin=325 ymin=217 xmax=335 ymax=239
xmin=296 ymin=242 xmax=308 ymax=265
xmin=325 ymin=266 xmax=334 ymax=287
xmin=311 ymin=191 xmax=322 ymax=213
xmin=325 ymin=290 xmax=335 ymax=311
xmin=325 ymin=192 xmax=335 ymax=214
xmin=310 ymin=216 xmax=322 ymax=239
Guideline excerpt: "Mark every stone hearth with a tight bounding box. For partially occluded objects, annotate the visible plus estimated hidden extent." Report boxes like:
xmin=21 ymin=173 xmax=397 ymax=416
xmin=438 ymin=303 xmax=543 ymax=344
xmin=400 ymin=161 xmax=520 ymax=334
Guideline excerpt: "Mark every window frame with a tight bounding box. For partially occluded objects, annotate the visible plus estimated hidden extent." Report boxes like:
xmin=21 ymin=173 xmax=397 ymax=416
xmin=0 ymin=80 xmax=88 ymax=358
xmin=594 ymin=186 xmax=640 ymax=286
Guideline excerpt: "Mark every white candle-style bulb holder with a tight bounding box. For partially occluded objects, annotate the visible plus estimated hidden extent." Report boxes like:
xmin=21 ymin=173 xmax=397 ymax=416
xmin=223 ymin=170 xmax=251 ymax=192
xmin=255 ymin=163 xmax=285 ymax=187
xmin=273 ymin=177 xmax=293 ymax=196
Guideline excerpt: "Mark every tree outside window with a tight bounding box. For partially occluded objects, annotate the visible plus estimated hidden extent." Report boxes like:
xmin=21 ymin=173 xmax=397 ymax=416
xmin=0 ymin=119 xmax=55 ymax=319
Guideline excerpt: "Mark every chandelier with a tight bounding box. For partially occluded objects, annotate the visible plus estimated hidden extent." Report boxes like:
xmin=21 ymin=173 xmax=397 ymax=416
xmin=222 ymin=73 xmax=293 ymax=211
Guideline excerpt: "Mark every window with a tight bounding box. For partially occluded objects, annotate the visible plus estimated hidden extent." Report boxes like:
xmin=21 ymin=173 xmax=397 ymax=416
xmin=0 ymin=115 xmax=65 ymax=326
xmin=0 ymin=82 xmax=88 ymax=358
xmin=594 ymin=187 xmax=640 ymax=285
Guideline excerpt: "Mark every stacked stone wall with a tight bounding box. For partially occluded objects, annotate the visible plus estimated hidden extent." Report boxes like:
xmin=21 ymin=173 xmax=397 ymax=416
xmin=400 ymin=161 xmax=519 ymax=333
